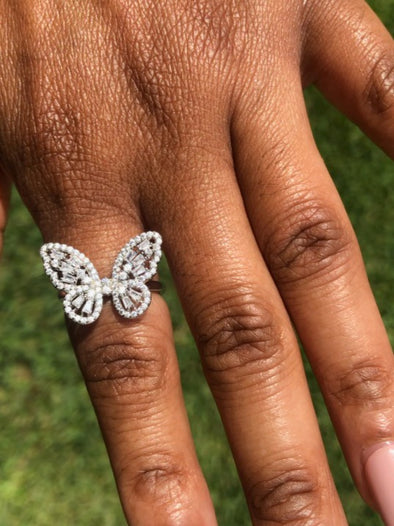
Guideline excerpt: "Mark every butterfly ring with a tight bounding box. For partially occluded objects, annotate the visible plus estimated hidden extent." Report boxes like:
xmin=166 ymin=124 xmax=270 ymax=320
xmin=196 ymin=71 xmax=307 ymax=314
xmin=40 ymin=232 xmax=162 ymax=325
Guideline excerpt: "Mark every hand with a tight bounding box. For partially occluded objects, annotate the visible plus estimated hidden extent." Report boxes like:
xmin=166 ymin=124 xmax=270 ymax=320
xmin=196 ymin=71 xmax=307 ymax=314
xmin=0 ymin=0 xmax=393 ymax=524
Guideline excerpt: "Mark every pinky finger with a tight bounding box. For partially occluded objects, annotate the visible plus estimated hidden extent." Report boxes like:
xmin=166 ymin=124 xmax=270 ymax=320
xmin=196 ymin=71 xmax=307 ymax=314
xmin=302 ymin=0 xmax=394 ymax=156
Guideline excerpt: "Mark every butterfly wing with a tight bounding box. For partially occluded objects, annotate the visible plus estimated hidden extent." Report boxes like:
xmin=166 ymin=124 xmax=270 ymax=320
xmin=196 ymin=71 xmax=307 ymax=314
xmin=112 ymin=231 xmax=162 ymax=283
xmin=112 ymin=280 xmax=151 ymax=319
xmin=40 ymin=243 xmax=103 ymax=324
xmin=111 ymin=232 xmax=162 ymax=318
xmin=40 ymin=243 xmax=99 ymax=291
xmin=63 ymin=285 xmax=103 ymax=325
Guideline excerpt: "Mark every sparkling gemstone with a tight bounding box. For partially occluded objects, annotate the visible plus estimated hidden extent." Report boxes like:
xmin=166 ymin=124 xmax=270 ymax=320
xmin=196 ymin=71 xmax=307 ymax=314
xmin=129 ymin=288 xmax=142 ymax=303
xmin=121 ymin=295 xmax=133 ymax=310
xmin=101 ymin=278 xmax=112 ymax=295
xmin=60 ymin=263 xmax=74 ymax=272
xmin=130 ymin=254 xmax=147 ymax=276
xmin=52 ymin=249 xmax=65 ymax=260
xmin=77 ymin=268 xmax=88 ymax=279
xmin=139 ymin=238 xmax=153 ymax=255
xmin=128 ymin=251 xmax=143 ymax=263
xmin=87 ymin=289 xmax=96 ymax=300
xmin=72 ymin=295 xmax=85 ymax=309
xmin=62 ymin=273 xmax=77 ymax=284
xmin=117 ymin=283 xmax=126 ymax=294
xmin=82 ymin=299 xmax=93 ymax=315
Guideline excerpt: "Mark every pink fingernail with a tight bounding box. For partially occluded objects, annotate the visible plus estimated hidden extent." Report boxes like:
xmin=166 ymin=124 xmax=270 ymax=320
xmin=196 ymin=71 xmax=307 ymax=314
xmin=364 ymin=441 xmax=394 ymax=526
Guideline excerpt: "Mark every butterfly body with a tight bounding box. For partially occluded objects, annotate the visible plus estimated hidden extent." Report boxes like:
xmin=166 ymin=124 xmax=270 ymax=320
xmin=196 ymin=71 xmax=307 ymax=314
xmin=40 ymin=232 xmax=162 ymax=325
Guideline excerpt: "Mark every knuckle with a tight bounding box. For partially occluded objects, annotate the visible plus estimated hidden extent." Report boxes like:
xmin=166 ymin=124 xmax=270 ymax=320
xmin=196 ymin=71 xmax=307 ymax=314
xmin=362 ymin=50 xmax=394 ymax=116
xmin=248 ymin=464 xmax=321 ymax=524
xmin=133 ymin=462 xmax=188 ymax=505
xmin=198 ymin=290 xmax=287 ymax=381
xmin=328 ymin=360 xmax=393 ymax=408
xmin=78 ymin=324 xmax=169 ymax=399
xmin=264 ymin=200 xmax=354 ymax=284
xmin=120 ymin=452 xmax=192 ymax=521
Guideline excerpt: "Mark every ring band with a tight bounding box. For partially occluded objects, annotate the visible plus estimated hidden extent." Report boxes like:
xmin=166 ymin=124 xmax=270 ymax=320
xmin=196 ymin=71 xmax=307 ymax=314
xmin=40 ymin=232 xmax=163 ymax=325
xmin=58 ymin=280 xmax=162 ymax=298
xmin=146 ymin=280 xmax=163 ymax=293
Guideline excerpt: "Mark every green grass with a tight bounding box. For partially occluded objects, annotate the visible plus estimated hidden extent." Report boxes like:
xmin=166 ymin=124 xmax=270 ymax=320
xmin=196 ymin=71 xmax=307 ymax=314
xmin=0 ymin=3 xmax=393 ymax=524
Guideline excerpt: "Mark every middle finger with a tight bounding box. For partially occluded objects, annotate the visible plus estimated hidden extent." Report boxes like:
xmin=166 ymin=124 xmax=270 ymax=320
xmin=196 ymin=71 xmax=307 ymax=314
xmin=143 ymin=127 xmax=347 ymax=524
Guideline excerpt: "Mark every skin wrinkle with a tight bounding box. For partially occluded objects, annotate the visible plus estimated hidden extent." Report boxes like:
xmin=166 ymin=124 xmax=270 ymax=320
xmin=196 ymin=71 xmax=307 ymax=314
xmin=204 ymin=322 xmax=300 ymax=402
xmin=259 ymin=192 xmax=356 ymax=287
xmin=187 ymin=0 xmax=251 ymax=62
xmin=210 ymin=363 xmax=299 ymax=404
xmin=123 ymin=462 xmax=200 ymax=526
xmin=197 ymin=290 xmax=291 ymax=380
xmin=325 ymin=358 xmax=394 ymax=408
xmin=84 ymin=341 xmax=169 ymax=385
xmin=245 ymin=457 xmax=324 ymax=524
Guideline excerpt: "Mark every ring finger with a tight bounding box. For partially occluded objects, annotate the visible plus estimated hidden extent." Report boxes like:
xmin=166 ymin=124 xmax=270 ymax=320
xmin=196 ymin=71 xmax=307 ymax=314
xmin=231 ymin=61 xmax=394 ymax=517
xmin=39 ymin=214 xmax=217 ymax=526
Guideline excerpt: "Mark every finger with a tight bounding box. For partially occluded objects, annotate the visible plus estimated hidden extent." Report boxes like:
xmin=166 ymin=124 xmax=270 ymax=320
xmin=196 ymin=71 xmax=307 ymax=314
xmin=40 ymin=218 xmax=216 ymax=526
xmin=231 ymin=65 xmax=394 ymax=519
xmin=302 ymin=0 xmax=394 ymax=156
xmin=144 ymin=139 xmax=347 ymax=524
xmin=0 ymin=172 xmax=12 ymax=258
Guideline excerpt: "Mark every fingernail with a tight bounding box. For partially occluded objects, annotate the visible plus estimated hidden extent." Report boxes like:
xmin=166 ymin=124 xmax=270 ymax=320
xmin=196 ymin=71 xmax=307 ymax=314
xmin=364 ymin=441 xmax=394 ymax=526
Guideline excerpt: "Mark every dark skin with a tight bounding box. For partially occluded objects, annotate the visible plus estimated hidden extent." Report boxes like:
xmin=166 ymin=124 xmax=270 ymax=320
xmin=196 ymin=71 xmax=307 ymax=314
xmin=0 ymin=0 xmax=393 ymax=524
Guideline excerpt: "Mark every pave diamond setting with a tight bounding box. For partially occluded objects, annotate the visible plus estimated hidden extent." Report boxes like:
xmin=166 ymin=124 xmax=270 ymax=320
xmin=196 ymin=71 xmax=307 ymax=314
xmin=40 ymin=232 xmax=162 ymax=325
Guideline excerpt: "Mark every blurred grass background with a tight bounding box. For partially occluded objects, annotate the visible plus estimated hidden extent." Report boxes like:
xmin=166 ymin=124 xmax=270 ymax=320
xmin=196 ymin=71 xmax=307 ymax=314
xmin=0 ymin=1 xmax=393 ymax=524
